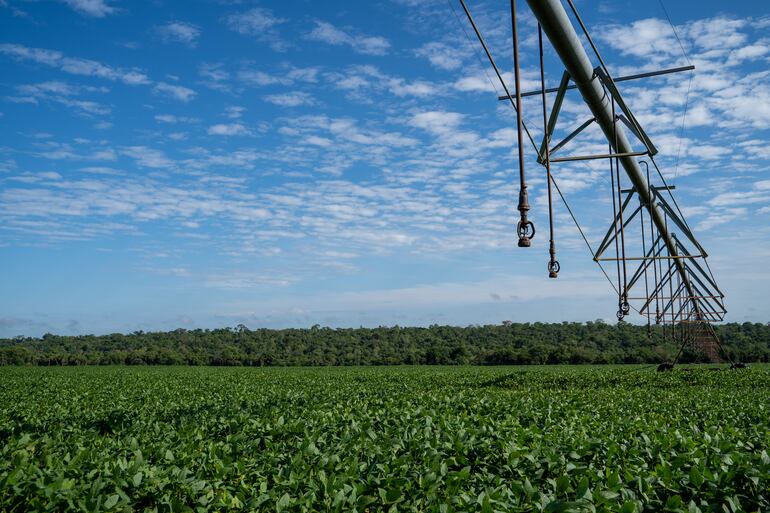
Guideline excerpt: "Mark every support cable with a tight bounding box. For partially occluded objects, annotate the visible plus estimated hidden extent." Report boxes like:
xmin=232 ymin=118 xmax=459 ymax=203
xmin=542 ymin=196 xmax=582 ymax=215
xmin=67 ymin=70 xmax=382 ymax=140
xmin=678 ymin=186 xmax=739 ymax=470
xmin=456 ymin=0 xmax=541 ymax=156
xmin=665 ymin=213 xmax=676 ymax=344
xmin=640 ymin=201 xmax=652 ymax=335
xmin=673 ymin=74 xmax=693 ymax=184
xmin=657 ymin=0 xmax=692 ymax=66
xmin=447 ymin=0 xmax=505 ymax=105
xmin=657 ymin=0 xmax=696 ymax=186
xmin=641 ymin=161 xmax=662 ymax=326
xmin=609 ymin=141 xmax=623 ymax=319
xmin=511 ymin=0 xmax=534 ymax=247
xmin=611 ymin=97 xmax=630 ymax=318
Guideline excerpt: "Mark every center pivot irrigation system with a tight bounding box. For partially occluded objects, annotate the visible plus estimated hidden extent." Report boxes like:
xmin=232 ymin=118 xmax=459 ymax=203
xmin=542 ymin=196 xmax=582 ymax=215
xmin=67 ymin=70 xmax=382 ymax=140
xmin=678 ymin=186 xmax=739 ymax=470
xmin=457 ymin=0 xmax=736 ymax=367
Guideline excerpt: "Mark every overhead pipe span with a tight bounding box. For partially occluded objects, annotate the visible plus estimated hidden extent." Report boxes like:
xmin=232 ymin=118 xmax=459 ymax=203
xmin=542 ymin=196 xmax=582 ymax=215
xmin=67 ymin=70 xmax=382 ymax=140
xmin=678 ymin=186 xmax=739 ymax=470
xmin=524 ymin=0 xmax=697 ymax=309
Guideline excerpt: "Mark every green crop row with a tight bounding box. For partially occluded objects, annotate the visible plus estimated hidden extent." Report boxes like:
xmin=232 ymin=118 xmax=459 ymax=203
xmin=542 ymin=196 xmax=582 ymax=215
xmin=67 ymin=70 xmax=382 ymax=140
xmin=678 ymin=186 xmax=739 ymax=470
xmin=0 ymin=366 xmax=768 ymax=512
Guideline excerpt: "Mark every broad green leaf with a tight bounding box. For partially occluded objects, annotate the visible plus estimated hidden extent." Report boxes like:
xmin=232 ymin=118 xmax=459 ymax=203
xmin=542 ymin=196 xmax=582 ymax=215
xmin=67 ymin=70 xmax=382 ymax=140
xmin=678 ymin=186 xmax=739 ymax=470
xmin=104 ymin=494 xmax=119 ymax=509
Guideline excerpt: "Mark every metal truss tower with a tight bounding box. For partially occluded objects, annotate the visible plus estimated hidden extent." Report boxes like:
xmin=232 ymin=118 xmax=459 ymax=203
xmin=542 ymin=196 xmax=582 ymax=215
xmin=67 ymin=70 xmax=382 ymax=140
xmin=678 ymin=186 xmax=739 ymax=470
xmin=458 ymin=0 xmax=730 ymax=365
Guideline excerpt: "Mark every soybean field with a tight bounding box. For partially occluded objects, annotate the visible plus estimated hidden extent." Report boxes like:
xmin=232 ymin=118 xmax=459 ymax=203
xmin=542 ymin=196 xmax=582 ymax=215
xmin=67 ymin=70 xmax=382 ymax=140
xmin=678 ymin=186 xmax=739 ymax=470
xmin=1 ymin=366 xmax=769 ymax=512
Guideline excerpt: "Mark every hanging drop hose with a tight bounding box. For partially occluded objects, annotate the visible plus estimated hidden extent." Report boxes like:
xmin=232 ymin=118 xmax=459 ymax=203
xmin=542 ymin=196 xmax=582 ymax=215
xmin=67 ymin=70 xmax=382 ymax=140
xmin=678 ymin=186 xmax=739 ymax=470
xmin=510 ymin=0 xmax=534 ymax=247
xmin=537 ymin=24 xmax=558 ymax=277
xmin=639 ymin=192 xmax=652 ymax=336
xmin=610 ymin=97 xmax=630 ymax=318
xmin=641 ymin=160 xmax=663 ymax=325
xmin=608 ymin=142 xmax=624 ymax=319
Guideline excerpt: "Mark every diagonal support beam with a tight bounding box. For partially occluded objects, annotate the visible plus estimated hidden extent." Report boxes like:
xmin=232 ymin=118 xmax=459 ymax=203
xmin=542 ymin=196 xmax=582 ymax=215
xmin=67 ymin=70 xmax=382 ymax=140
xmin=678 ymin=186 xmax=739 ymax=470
xmin=595 ymin=67 xmax=658 ymax=156
xmin=497 ymin=65 xmax=695 ymax=99
xmin=538 ymin=71 xmax=571 ymax=161
xmin=542 ymin=117 xmax=596 ymax=162
xmin=594 ymin=191 xmax=640 ymax=259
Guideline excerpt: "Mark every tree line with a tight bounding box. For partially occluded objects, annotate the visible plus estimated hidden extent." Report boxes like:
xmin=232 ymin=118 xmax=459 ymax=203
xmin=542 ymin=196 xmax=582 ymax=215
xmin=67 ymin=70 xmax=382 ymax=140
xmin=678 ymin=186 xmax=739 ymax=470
xmin=0 ymin=321 xmax=768 ymax=366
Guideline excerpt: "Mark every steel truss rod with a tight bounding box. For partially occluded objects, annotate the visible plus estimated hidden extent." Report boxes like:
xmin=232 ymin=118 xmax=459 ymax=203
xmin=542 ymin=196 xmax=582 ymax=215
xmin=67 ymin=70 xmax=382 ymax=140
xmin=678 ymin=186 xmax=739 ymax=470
xmin=629 ymin=295 xmax=724 ymax=300
xmin=550 ymin=151 xmax=648 ymax=163
xmin=458 ymin=0 xmax=540 ymax=156
xmin=541 ymin=117 xmax=595 ymax=161
xmin=620 ymin=185 xmax=675 ymax=194
xmin=596 ymin=255 xmax=704 ymax=262
xmin=497 ymin=65 xmax=695 ymax=99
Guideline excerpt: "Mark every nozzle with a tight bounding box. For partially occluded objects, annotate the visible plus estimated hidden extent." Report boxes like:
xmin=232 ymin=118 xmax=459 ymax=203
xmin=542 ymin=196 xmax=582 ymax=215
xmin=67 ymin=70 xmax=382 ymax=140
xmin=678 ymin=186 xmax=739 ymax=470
xmin=548 ymin=243 xmax=559 ymax=278
xmin=516 ymin=187 xmax=534 ymax=247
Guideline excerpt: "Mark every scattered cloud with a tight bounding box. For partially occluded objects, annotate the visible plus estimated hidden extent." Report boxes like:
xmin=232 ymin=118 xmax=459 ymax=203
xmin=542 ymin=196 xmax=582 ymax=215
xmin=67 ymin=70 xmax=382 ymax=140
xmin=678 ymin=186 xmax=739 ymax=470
xmin=324 ymin=65 xmax=441 ymax=103
xmin=238 ymin=66 xmax=319 ymax=87
xmin=224 ymin=106 xmax=245 ymax=119
xmin=223 ymin=7 xmax=287 ymax=51
xmin=207 ymin=123 xmax=251 ymax=136
xmin=9 ymin=80 xmax=111 ymax=116
xmin=154 ymin=82 xmax=196 ymax=102
xmin=2 ymin=5 xmax=770 ymax=331
xmin=120 ymin=146 xmax=174 ymax=168
xmin=306 ymin=21 xmax=390 ymax=56
xmin=61 ymin=0 xmax=116 ymax=17
xmin=415 ymin=41 xmax=465 ymax=70
xmin=198 ymin=62 xmax=230 ymax=91
xmin=154 ymin=114 xmax=198 ymax=124
xmin=0 ymin=44 xmax=150 ymax=85
xmin=157 ymin=21 xmax=201 ymax=47
xmin=264 ymin=92 xmax=313 ymax=107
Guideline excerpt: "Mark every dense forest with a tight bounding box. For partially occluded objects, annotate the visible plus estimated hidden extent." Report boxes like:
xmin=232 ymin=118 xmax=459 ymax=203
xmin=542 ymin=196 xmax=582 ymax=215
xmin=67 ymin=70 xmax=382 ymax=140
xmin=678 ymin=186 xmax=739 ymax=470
xmin=1 ymin=322 xmax=768 ymax=366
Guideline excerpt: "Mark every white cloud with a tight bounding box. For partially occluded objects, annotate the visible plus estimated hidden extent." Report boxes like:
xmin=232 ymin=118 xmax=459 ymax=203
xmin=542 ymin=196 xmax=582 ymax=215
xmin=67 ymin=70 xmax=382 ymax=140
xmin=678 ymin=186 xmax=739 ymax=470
xmin=264 ymin=92 xmax=312 ymax=107
xmin=11 ymin=80 xmax=111 ymax=116
xmin=157 ymin=22 xmax=201 ymax=47
xmin=238 ymin=70 xmax=284 ymax=86
xmin=154 ymin=114 xmax=198 ymax=124
xmin=17 ymin=81 xmax=80 ymax=96
xmin=121 ymin=146 xmax=174 ymax=168
xmin=388 ymin=79 xmax=436 ymax=97
xmin=219 ymin=107 xmax=240 ymax=121
xmin=198 ymin=63 xmax=230 ymax=91
xmin=207 ymin=123 xmax=250 ymax=136
xmin=326 ymin=118 xmax=419 ymax=147
xmin=224 ymin=8 xmax=287 ymax=51
xmin=0 ymin=44 xmax=150 ymax=85
xmin=154 ymin=82 xmax=196 ymax=102
xmin=415 ymin=42 xmax=465 ymax=70
xmin=453 ymin=70 xmax=539 ymax=94
xmin=62 ymin=0 xmax=116 ymax=17
xmin=224 ymin=7 xmax=284 ymax=34
xmin=57 ymin=98 xmax=110 ymax=115
xmin=409 ymin=111 xmax=464 ymax=133
xmin=306 ymin=21 xmax=390 ymax=56
xmin=238 ymin=66 xmax=319 ymax=87
xmin=306 ymin=135 xmax=332 ymax=147
xmin=204 ymin=272 xmax=290 ymax=289
xmin=601 ymin=18 xmax=680 ymax=60
xmin=323 ymin=65 xmax=441 ymax=103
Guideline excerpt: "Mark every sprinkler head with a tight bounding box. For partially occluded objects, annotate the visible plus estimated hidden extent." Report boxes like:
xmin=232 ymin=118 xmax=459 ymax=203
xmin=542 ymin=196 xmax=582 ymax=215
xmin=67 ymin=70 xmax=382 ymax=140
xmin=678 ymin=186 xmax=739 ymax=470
xmin=517 ymin=218 xmax=535 ymax=248
xmin=547 ymin=259 xmax=560 ymax=279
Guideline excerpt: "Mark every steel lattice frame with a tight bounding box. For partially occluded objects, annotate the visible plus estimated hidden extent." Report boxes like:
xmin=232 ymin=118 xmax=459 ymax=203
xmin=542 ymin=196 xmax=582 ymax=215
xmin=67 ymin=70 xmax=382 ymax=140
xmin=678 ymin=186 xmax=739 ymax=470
xmin=462 ymin=0 xmax=729 ymax=364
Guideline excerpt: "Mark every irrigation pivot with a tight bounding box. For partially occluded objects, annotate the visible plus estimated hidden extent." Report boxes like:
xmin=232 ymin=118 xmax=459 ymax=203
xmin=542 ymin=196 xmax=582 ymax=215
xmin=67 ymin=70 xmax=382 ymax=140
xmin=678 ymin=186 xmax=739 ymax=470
xmin=457 ymin=0 xmax=730 ymax=366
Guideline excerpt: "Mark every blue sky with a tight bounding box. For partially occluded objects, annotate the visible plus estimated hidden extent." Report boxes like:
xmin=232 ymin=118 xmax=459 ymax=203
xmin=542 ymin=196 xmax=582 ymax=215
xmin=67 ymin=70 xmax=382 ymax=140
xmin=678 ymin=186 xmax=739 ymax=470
xmin=0 ymin=0 xmax=768 ymax=337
